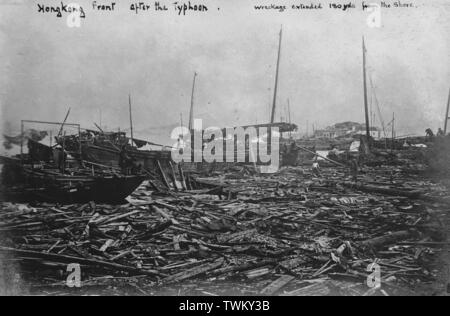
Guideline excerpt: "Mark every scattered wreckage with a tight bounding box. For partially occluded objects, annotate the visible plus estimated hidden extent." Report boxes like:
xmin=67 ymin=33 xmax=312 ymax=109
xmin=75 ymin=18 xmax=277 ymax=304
xmin=0 ymin=147 xmax=448 ymax=295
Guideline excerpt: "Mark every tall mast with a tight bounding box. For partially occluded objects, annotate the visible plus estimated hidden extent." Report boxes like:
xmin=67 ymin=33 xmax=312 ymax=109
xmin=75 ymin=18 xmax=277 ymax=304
xmin=129 ymin=94 xmax=134 ymax=147
xmin=444 ymin=88 xmax=450 ymax=135
xmin=189 ymin=72 xmax=197 ymax=131
xmin=99 ymin=108 xmax=102 ymax=130
xmin=287 ymin=99 xmax=292 ymax=124
xmin=178 ymin=113 xmax=184 ymax=145
xmin=270 ymin=26 xmax=283 ymax=124
xmin=287 ymin=98 xmax=292 ymax=138
xmin=362 ymin=37 xmax=371 ymax=147
xmin=391 ymin=112 xmax=395 ymax=151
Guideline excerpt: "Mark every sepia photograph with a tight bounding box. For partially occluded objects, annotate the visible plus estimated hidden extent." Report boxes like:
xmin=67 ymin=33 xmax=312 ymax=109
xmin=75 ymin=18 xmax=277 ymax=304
xmin=0 ymin=0 xmax=449 ymax=300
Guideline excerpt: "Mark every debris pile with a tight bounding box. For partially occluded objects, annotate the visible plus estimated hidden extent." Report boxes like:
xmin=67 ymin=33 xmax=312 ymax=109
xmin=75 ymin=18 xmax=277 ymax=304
xmin=0 ymin=161 xmax=448 ymax=295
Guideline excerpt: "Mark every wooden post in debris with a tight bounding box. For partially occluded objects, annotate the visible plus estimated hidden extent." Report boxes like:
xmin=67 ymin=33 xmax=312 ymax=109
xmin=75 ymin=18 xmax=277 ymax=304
xmin=147 ymin=179 xmax=160 ymax=192
xmin=185 ymin=173 xmax=193 ymax=190
xmin=139 ymin=168 xmax=161 ymax=192
xmin=168 ymin=162 xmax=179 ymax=191
xmin=156 ymin=160 xmax=171 ymax=189
xmin=444 ymin=88 xmax=450 ymax=135
xmin=178 ymin=163 xmax=187 ymax=190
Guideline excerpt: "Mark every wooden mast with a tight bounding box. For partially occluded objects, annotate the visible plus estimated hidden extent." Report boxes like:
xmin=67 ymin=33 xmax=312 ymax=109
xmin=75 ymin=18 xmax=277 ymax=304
xmin=362 ymin=37 xmax=371 ymax=149
xmin=391 ymin=112 xmax=395 ymax=151
xmin=444 ymin=88 xmax=450 ymax=135
xmin=179 ymin=113 xmax=184 ymax=141
xmin=188 ymin=72 xmax=197 ymax=131
xmin=99 ymin=108 xmax=102 ymax=130
xmin=270 ymin=26 xmax=283 ymax=124
xmin=128 ymin=94 xmax=134 ymax=147
xmin=57 ymin=108 xmax=71 ymax=137
xmin=287 ymin=98 xmax=292 ymax=138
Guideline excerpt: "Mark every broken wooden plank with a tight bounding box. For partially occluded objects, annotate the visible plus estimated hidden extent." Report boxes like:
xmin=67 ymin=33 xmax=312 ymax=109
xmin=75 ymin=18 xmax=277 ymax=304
xmin=0 ymin=246 xmax=164 ymax=277
xmin=163 ymin=258 xmax=224 ymax=284
xmin=178 ymin=163 xmax=187 ymax=191
xmin=156 ymin=160 xmax=171 ymax=189
xmin=361 ymin=230 xmax=416 ymax=249
xmin=261 ymin=275 xmax=295 ymax=295
xmin=168 ymin=162 xmax=179 ymax=192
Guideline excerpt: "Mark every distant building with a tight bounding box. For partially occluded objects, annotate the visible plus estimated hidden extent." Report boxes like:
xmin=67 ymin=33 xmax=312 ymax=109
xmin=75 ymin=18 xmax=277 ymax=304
xmin=313 ymin=122 xmax=382 ymax=140
xmin=313 ymin=129 xmax=338 ymax=139
xmin=356 ymin=127 xmax=382 ymax=140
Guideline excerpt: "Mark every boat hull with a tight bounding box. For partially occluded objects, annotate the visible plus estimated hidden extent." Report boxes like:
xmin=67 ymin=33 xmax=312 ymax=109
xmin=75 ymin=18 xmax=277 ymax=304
xmin=79 ymin=144 xmax=172 ymax=170
xmin=0 ymin=159 xmax=146 ymax=204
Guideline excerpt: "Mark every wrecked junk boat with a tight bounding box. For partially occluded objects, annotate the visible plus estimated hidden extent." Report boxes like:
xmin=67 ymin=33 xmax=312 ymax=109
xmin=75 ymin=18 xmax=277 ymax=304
xmin=0 ymin=153 xmax=146 ymax=204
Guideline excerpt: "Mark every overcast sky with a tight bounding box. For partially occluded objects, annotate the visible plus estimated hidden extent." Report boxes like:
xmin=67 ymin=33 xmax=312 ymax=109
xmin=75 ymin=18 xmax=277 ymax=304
xmin=0 ymin=0 xmax=449 ymax=146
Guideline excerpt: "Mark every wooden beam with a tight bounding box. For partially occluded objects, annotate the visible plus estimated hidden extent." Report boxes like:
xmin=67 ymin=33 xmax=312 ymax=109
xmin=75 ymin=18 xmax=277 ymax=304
xmin=156 ymin=160 xmax=171 ymax=189
xmin=168 ymin=161 xmax=179 ymax=191
xmin=178 ymin=163 xmax=187 ymax=190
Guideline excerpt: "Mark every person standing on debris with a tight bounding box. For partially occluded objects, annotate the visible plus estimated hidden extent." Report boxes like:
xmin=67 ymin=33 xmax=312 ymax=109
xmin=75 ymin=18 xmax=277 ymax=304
xmin=328 ymin=146 xmax=339 ymax=161
xmin=312 ymin=156 xmax=321 ymax=177
xmin=425 ymin=128 xmax=434 ymax=141
xmin=53 ymin=146 xmax=67 ymax=172
xmin=119 ymin=145 xmax=133 ymax=175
